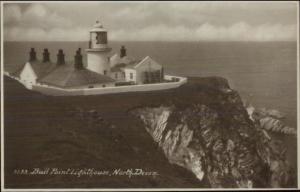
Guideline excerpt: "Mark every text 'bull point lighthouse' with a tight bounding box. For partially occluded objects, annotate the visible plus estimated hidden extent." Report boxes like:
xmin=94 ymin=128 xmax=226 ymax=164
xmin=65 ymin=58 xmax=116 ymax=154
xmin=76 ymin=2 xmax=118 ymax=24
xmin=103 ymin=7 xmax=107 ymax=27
xmin=86 ymin=20 xmax=112 ymax=75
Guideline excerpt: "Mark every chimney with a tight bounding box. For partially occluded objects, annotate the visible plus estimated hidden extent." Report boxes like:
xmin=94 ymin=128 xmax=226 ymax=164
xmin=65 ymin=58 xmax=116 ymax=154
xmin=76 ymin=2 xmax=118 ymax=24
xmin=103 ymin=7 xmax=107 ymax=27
xmin=74 ymin=49 xmax=83 ymax=70
xmin=57 ymin=49 xmax=65 ymax=65
xmin=120 ymin=46 xmax=126 ymax=58
xmin=29 ymin=48 xmax=36 ymax=61
xmin=43 ymin=48 xmax=50 ymax=62
xmin=160 ymin=67 xmax=164 ymax=82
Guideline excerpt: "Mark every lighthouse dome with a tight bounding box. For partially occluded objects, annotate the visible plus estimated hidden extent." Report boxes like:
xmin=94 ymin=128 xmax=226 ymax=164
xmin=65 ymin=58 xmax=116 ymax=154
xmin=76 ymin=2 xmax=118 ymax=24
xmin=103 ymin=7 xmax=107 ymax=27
xmin=90 ymin=20 xmax=107 ymax=32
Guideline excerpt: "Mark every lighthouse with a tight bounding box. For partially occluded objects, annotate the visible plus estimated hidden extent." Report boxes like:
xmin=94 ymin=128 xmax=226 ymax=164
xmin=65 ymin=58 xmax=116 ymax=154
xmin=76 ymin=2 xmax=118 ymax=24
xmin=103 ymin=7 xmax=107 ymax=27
xmin=86 ymin=20 xmax=112 ymax=75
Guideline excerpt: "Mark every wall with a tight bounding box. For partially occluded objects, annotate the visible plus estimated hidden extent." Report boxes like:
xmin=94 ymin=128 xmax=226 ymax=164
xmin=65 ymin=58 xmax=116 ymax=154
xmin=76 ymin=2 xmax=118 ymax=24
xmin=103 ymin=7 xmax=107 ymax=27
xmin=19 ymin=62 xmax=37 ymax=89
xmin=124 ymin=68 xmax=137 ymax=83
xmin=135 ymin=57 xmax=162 ymax=84
xmin=69 ymin=82 xmax=115 ymax=89
xmin=30 ymin=75 xmax=187 ymax=96
xmin=110 ymin=71 xmax=125 ymax=82
xmin=86 ymin=51 xmax=110 ymax=75
xmin=82 ymin=77 xmax=186 ymax=96
xmin=33 ymin=85 xmax=84 ymax=96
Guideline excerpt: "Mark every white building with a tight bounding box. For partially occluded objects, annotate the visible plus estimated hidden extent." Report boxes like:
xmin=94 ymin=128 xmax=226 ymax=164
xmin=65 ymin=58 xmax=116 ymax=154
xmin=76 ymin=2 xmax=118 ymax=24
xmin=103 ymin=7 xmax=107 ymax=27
xmin=12 ymin=20 xmax=165 ymax=90
xmin=19 ymin=62 xmax=38 ymax=89
xmin=86 ymin=21 xmax=112 ymax=75
xmin=109 ymin=47 xmax=164 ymax=85
xmin=78 ymin=20 xmax=165 ymax=85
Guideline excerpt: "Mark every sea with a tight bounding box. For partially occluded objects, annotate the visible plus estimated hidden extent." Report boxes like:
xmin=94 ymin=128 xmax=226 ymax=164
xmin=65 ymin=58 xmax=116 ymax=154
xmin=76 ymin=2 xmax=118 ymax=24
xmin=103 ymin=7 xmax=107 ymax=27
xmin=3 ymin=41 xmax=298 ymax=166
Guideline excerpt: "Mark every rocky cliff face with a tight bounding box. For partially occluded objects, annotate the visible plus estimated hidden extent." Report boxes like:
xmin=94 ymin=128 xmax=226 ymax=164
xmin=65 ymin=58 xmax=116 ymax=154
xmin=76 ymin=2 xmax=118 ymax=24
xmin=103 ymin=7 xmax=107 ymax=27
xmin=131 ymin=77 xmax=295 ymax=188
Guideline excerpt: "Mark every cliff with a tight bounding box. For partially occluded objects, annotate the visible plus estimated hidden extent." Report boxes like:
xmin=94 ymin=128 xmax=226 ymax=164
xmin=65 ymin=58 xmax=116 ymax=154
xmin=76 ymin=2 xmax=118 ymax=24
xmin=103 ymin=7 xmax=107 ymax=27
xmin=130 ymin=77 xmax=296 ymax=188
xmin=4 ymin=76 xmax=296 ymax=188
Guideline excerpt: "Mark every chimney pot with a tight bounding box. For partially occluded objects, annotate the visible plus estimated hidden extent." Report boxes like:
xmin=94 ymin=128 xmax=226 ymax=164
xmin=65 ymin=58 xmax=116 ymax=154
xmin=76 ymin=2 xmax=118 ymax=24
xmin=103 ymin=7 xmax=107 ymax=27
xmin=29 ymin=48 xmax=36 ymax=61
xmin=120 ymin=46 xmax=126 ymax=58
xmin=74 ymin=49 xmax=83 ymax=70
xmin=43 ymin=48 xmax=50 ymax=62
xmin=57 ymin=49 xmax=65 ymax=65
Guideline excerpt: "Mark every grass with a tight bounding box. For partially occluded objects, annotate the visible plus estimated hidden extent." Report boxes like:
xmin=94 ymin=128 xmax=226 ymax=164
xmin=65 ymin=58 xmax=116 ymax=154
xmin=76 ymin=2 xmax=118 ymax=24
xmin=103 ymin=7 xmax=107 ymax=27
xmin=4 ymin=76 xmax=221 ymax=188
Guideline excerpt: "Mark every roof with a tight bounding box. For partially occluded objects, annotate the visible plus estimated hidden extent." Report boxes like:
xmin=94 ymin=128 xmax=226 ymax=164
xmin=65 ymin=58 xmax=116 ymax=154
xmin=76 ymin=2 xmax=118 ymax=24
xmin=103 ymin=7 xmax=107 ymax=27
xmin=90 ymin=21 xmax=107 ymax=32
xmin=133 ymin=56 xmax=152 ymax=68
xmin=110 ymin=63 xmax=127 ymax=72
xmin=110 ymin=59 xmax=142 ymax=72
xmin=110 ymin=55 xmax=162 ymax=71
xmin=117 ymin=56 xmax=154 ymax=69
xmin=110 ymin=53 xmax=119 ymax=62
xmin=110 ymin=53 xmax=136 ymax=67
xmin=39 ymin=64 xmax=115 ymax=88
xmin=126 ymin=59 xmax=142 ymax=68
xmin=12 ymin=60 xmax=57 ymax=79
xmin=129 ymin=56 xmax=162 ymax=69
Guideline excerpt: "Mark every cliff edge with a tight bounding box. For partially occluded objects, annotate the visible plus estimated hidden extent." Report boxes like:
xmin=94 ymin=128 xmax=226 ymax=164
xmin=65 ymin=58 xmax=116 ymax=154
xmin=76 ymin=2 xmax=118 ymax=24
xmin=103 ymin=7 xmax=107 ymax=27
xmin=131 ymin=77 xmax=296 ymax=188
xmin=4 ymin=76 xmax=296 ymax=188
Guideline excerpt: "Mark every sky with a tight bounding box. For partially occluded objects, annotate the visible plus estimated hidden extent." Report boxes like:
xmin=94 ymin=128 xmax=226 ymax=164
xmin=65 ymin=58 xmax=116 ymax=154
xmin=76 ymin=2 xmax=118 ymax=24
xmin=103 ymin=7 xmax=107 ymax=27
xmin=2 ymin=1 xmax=298 ymax=42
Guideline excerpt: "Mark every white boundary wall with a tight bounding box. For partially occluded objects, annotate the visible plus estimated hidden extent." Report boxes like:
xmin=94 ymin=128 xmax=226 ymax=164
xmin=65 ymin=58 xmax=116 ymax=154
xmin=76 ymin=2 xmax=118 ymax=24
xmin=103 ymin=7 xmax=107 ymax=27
xmin=4 ymin=72 xmax=187 ymax=96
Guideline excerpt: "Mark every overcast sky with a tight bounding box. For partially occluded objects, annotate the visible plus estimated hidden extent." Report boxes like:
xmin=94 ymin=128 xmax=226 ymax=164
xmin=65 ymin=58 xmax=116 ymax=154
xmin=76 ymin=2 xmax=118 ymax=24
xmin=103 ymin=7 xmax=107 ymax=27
xmin=3 ymin=1 xmax=298 ymax=42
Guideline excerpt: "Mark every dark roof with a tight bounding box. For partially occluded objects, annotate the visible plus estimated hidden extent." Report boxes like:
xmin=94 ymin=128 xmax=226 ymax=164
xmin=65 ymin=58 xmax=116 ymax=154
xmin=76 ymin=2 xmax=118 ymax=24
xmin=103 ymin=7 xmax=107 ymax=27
xmin=110 ymin=60 xmax=141 ymax=72
xmin=38 ymin=64 xmax=115 ymax=88
xmin=110 ymin=67 xmax=123 ymax=72
xmin=12 ymin=60 xmax=57 ymax=78
xmin=126 ymin=60 xmax=141 ymax=68
xmin=11 ymin=65 xmax=24 ymax=77
xmin=12 ymin=60 xmax=114 ymax=88
xmin=110 ymin=63 xmax=127 ymax=72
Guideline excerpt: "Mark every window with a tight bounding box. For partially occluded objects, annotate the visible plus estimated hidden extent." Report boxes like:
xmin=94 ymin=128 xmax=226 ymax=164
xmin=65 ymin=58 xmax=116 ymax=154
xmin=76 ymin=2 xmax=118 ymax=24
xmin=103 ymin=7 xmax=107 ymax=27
xmin=96 ymin=33 xmax=101 ymax=44
xmin=104 ymin=70 xmax=107 ymax=75
xmin=130 ymin=73 xmax=133 ymax=80
xmin=96 ymin=32 xmax=107 ymax=44
xmin=115 ymin=73 xmax=118 ymax=79
xmin=88 ymin=85 xmax=94 ymax=89
xmin=102 ymin=84 xmax=106 ymax=87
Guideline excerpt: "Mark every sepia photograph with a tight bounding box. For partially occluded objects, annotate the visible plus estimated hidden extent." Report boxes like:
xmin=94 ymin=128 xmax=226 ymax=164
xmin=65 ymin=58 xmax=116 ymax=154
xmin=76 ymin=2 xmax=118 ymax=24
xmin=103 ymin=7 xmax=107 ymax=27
xmin=1 ymin=1 xmax=299 ymax=191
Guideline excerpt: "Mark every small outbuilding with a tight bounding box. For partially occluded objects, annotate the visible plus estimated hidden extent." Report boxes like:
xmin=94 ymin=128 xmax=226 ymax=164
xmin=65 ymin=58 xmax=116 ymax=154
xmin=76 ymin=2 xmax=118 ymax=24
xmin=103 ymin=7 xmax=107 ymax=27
xmin=109 ymin=46 xmax=164 ymax=85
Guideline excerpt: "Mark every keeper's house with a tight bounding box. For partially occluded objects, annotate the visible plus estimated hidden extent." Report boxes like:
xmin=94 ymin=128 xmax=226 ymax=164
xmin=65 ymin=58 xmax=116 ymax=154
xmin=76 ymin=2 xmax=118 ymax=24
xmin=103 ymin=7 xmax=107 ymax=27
xmin=110 ymin=46 xmax=164 ymax=85
xmin=12 ymin=21 xmax=165 ymax=90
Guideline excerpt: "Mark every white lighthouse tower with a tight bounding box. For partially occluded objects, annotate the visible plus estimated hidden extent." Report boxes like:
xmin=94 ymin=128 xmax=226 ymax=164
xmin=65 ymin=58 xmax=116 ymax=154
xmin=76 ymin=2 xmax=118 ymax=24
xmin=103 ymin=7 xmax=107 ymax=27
xmin=86 ymin=20 xmax=112 ymax=75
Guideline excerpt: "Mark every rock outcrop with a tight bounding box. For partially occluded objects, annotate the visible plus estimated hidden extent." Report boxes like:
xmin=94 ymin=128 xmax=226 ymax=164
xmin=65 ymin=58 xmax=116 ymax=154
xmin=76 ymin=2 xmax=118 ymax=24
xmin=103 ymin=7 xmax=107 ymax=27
xmin=131 ymin=77 xmax=295 ymax=188
xmin=246 ymin=105 xmax=297 ymax=135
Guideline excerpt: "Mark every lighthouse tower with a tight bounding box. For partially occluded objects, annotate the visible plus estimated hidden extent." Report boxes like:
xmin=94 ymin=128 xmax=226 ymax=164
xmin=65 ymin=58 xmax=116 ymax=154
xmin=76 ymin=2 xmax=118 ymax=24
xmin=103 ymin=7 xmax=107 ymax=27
xmin=86 ymin=21 xmax=112 ymax=75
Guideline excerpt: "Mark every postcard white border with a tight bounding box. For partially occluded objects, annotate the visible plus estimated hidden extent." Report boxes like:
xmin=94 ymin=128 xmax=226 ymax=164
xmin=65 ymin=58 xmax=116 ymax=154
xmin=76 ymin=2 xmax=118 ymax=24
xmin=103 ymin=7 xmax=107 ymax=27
xmin=1 ymin=1 xmax=299 ymax=191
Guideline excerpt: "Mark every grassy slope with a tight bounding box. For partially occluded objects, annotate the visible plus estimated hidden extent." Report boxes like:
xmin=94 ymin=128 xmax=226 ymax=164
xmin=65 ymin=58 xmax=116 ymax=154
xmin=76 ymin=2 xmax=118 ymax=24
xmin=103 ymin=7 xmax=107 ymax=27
xmin=4 ymin=76 xmax=218 ymax=189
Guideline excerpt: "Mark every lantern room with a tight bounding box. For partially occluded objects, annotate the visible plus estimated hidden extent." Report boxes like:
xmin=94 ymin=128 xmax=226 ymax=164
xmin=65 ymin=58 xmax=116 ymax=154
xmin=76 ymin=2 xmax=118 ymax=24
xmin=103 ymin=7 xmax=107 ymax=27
xmin=89 ymin=20 xmax=109 ymax=49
